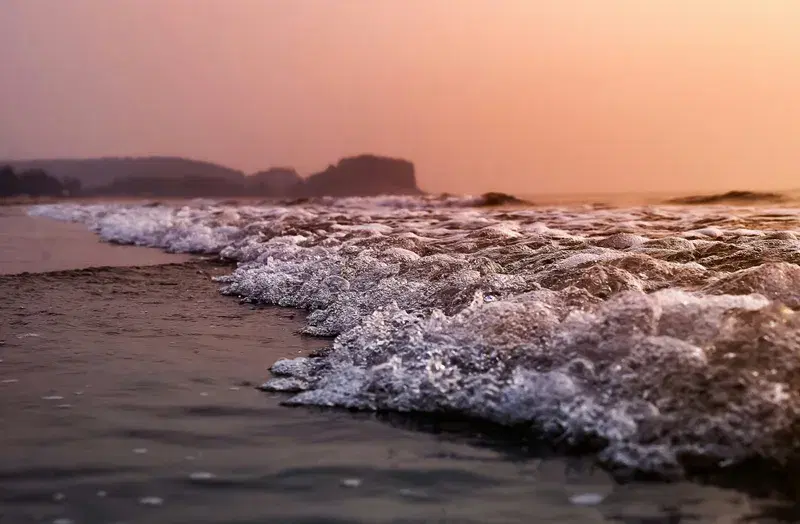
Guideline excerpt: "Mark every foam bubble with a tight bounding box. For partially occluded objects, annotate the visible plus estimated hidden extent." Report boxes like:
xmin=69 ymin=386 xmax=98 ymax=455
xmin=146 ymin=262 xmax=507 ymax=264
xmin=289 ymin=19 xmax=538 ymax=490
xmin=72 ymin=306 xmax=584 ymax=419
xmin=340 ymin=478 xmax=362 ymax=488
xmin=569 ymin=493 xmax=605 ymax=506
xmin=189 ymin=472 xmax=216 ymax=480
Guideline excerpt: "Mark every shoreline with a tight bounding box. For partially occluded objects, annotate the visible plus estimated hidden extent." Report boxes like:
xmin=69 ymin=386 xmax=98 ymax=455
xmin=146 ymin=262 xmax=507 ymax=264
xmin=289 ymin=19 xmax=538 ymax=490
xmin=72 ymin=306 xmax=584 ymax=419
xmin=0 ymin=258 xmax=783 ymax=523
xmin=0 ymin=205 xmax=797 ymax=521
xmin=0 ymin=259 xmax=790 ymax=522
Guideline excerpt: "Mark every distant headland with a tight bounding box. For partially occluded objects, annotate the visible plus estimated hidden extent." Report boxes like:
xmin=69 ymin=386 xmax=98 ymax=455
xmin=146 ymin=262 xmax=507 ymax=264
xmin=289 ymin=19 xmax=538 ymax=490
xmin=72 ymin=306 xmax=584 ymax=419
xmin=1 ymin=154 xmax=423 ymax=199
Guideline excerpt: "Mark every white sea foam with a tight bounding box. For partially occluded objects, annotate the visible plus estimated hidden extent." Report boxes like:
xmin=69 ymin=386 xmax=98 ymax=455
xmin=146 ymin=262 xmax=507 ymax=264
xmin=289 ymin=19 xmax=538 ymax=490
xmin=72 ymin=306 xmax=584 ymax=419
xmin=29 ymin=197 xmax=800 ymax=476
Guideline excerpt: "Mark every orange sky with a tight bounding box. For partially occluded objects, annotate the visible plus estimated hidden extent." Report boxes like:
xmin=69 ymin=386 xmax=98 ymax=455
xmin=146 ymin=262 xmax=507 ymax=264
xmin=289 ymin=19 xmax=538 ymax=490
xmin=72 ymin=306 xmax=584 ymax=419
xmin=2 ymin=0 xmax=800 ymax=194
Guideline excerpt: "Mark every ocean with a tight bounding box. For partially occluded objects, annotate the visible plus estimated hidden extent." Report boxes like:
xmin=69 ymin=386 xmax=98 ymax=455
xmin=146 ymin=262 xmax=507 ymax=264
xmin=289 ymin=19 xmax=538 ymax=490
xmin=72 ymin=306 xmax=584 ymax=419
xmin=2 ymin=193 xmax=800 ymax=523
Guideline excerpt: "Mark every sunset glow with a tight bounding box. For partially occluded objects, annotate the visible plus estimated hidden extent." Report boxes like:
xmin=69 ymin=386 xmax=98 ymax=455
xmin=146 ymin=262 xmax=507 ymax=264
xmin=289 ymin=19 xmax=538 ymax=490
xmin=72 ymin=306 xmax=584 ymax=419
xmin=3 ymin=0 xmax=800 ymax=194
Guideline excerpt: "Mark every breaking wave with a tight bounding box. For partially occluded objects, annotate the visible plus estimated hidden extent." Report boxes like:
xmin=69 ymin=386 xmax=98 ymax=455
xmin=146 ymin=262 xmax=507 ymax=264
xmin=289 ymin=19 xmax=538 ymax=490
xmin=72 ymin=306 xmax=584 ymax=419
xmin=28 ymin=197 xmax=800 ymax=479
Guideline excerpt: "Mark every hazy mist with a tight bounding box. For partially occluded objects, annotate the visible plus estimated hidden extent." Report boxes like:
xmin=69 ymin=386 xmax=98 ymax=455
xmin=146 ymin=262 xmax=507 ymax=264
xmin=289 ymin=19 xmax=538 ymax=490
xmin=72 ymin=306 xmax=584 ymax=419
xmin=3 ymin=0 xmax=800 ymax=194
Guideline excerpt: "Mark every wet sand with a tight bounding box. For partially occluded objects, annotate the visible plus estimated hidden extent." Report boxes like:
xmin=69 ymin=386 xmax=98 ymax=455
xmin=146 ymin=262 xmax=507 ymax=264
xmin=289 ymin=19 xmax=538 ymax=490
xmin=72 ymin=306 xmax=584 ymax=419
xmin=0 ymin=214 xmax=794 ymax=523
xmin=0 ymin=207 xmax=188 ymax=275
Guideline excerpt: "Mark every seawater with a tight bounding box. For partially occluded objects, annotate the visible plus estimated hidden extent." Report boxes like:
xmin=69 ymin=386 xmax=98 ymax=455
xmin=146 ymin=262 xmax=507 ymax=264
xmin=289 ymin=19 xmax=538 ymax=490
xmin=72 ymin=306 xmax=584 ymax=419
xmin=29 ymin=195 xmax=800 ymax=481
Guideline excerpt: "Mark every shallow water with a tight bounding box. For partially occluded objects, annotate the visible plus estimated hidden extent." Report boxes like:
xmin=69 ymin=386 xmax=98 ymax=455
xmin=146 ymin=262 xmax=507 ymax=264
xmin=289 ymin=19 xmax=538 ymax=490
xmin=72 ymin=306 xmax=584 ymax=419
xmin=0 ymin=262 xmax=795 ymax=523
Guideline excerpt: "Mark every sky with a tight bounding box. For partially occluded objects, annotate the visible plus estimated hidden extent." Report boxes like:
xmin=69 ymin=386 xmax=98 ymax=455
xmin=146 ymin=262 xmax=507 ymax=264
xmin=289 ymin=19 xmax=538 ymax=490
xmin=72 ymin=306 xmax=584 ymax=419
xmin=2 ymin=0 xmax=800 ymax=195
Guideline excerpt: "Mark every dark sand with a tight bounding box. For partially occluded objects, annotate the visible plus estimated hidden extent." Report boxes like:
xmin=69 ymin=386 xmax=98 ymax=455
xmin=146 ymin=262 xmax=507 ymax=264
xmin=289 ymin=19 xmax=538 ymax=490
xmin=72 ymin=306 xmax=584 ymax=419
xmin=0 ymin=214 xmax=792 ymax=523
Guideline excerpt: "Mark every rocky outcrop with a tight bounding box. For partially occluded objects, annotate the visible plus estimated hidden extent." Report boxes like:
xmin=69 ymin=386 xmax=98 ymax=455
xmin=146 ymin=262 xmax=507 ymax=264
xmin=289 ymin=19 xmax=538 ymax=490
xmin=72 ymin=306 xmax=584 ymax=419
xmin=298 ymin=155 xmax=421 ymax=197
xmin=0 ymin=165 xmax=78 ymax=197
xmin=666 ymin=190 xmax=787 ymax=205
xmin=474 ymin=192 xmax=530 ymax=207
xmin=246 ymin=168 xmax=302 ymax=198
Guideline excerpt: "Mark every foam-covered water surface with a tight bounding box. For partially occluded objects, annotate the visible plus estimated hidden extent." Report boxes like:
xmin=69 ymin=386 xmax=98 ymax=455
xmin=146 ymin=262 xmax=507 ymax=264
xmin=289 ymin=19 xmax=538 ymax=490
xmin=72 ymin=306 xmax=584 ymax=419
xmin=29 ymin=197 xmax=800 ymax=479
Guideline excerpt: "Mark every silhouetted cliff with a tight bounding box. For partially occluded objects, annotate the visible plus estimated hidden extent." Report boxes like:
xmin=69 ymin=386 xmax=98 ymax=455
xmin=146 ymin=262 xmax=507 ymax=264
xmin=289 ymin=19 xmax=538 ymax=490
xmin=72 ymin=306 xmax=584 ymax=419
xmin=3 ymin=154 xmax=422 ymax=198
xmin=299 ymin=155 xmax=421 ymax=197
xmin=4 ymin=157 xmax=244 ymax=189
